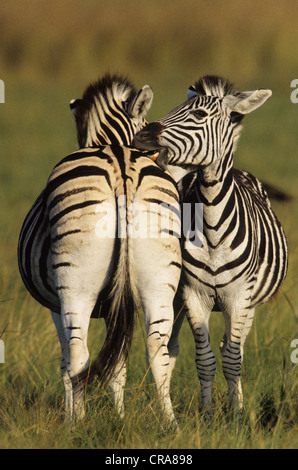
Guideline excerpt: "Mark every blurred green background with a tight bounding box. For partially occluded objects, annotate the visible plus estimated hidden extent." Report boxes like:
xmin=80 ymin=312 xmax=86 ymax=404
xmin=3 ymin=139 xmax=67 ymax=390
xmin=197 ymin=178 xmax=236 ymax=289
xmin=0 ymin=0 xmax=297 ymax=448
xmin=1 ymin=0 xmax=297 ymax=204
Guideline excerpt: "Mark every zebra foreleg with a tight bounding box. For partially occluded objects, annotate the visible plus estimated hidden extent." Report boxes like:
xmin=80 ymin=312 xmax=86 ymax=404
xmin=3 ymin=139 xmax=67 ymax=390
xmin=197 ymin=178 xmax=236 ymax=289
xmin=220 ymin=307 xmax=255 ymax=413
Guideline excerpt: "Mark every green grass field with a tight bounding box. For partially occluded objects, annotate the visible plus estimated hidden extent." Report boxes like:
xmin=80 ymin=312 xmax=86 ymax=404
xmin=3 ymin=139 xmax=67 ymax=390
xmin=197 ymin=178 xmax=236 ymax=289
xmin=0 ymin=0 xmax=297 ymax=449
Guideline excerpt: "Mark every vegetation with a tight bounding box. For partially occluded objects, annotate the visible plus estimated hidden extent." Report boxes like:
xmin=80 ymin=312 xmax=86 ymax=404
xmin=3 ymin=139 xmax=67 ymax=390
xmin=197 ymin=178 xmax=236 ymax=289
xmin=0 ymin=0 xmax=297 ymax=449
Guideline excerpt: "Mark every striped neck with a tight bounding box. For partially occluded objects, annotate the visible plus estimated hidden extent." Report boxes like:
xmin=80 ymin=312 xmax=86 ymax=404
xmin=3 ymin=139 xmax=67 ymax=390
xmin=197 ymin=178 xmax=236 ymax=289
xmin=196 ymin=147 xmax=236 ymax=248
xmin=84 ymin=97 xmax=135 ymax=147
xmin=197 ymin=147 xmax=234 ymax=199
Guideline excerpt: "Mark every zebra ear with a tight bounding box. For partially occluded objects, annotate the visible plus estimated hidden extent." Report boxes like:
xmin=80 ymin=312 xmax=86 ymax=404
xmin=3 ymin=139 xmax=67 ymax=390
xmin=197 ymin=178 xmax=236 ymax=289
xmin=69 ymin=98 xmax=83 ymax=116
xmin=187 ymin=85 xmax=198 ymax=100
xmin=128 ymin=85 xmax=153 ymax=119
xmin=223 ymin=89 xmax=272 ymax=115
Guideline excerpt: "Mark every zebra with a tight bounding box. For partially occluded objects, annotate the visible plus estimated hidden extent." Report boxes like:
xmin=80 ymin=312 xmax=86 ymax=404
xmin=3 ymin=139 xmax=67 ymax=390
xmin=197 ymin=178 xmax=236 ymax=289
xmin=18 ymin=74 xmax=182 ymax=425
xmin=132 ymin=75 xmax=288 ymax=415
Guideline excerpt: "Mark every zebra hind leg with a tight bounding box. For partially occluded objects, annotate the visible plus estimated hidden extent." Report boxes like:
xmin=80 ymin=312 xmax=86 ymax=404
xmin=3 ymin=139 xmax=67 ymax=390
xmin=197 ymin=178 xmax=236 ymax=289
xmin=140 ymin=294 xmax=178 ymax=428
xmin=164 ymin=295 xmax=186 ymax=398
xmin=220 ymin=307 xmax=255 ymax=414
xmin=131 ymin=236 xmax=182 ymax=428
xmin=184 ymin=291 xmax=216 ymax=416
xmin=51 ymin=311 xmax=74 ymax=419
xmin=52 ymin=298 xmax=93 ymax=421
xmin=62 ymin=305 xmax=92 ymax=421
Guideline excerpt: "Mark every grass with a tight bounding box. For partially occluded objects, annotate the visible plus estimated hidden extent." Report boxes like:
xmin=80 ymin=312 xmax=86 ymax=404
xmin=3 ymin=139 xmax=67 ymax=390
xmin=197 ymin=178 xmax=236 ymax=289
xmin=0 ymin=0 xmax=297 ymax=449
xmin=0 ymin=295 xmax=297 ymax=449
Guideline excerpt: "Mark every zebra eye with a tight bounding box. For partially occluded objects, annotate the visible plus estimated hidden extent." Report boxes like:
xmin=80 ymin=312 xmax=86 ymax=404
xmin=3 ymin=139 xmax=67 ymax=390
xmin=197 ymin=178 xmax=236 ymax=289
xmin=192 ymin=109 xmax=208 ymax=119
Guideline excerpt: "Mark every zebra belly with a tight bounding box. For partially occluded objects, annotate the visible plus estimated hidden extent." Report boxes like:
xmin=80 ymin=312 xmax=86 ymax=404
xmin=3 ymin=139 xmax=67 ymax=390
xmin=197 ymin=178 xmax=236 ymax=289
xmin=250 ymin=243 xmax=288 ymax=307
xmin=18 ymin=202 xmax=60 ymax=313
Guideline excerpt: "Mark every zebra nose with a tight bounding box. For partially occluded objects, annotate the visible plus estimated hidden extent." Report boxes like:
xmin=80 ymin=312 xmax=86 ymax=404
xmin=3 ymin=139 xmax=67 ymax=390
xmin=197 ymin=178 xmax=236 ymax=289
xmin=132 ymin=122 xmax=163 ymax=151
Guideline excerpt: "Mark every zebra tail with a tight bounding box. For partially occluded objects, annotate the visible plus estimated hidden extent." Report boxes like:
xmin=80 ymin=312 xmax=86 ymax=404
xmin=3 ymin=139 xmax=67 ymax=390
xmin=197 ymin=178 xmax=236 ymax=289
xmin=88 ymin=230 xmax=138 ymax=385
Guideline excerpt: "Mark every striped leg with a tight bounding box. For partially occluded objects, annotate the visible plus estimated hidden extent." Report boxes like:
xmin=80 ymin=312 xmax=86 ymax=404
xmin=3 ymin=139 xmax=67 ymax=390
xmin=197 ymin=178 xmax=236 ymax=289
xmin=165 ymin=293 xmax=186 ymax=393
xmin=54 ymin=274 xmax=129 ymax=420
xmin=51 ymin=311 xmax=73 ymax=417
xmin=131 ymin=232 xmax=181 ymax=427
xmin=144 ymin=300 xmax=176 ymax=426
xmin=52 ymin=296 xmax=93 ymax=420
xmin=185 ymin=290 xmax=216 ymax=415
xmin=60 ymin=302 xmax=91 ymax=420
xmin=133 ymin=256 xmax=180 ymax=426
xmin=50 ymin=212 xmax=116 ymax=418
xmin=220 ymin=307 xmax=255 ymax=412
xmin=52 ymin=308 xmax=91 ymax=420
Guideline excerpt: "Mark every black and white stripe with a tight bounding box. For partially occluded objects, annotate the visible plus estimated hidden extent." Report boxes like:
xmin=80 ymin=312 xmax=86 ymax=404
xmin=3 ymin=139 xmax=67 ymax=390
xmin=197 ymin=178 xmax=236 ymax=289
xmin=133 ymin=75 xmax=288 ymax=414
xmin=18 ymin=74 xmax=182 ymax=424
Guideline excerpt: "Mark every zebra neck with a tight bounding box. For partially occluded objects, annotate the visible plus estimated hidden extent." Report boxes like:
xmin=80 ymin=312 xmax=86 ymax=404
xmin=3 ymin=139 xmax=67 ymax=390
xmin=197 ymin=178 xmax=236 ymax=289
xmin=197 ymin=148 xmax=234 ymax=200
xmin=85 ymin=128 xmax=132 ymax=147
xmin=196 ymin=149 xmax=236 ymax=247
xmin=85 ymin=107 xmax=134 ymax=147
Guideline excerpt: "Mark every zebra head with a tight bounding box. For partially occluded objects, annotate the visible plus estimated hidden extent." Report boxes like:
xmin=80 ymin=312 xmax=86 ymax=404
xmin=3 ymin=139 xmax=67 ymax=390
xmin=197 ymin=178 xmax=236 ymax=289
xmin=133 ymin=75 xmax=271 ymax=177
xmin=70 ymin=74 xmax=153 ymax=148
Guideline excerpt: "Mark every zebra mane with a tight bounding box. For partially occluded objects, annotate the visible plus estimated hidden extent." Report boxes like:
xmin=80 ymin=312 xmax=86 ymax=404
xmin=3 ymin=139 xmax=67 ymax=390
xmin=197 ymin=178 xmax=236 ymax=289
xmin=81 ymin=74 xmax=137 ymax=110
xmin=73 ymin=74 xmax=137 ymax=148
xmin=192 ymin=75 xmax=235 ymax=98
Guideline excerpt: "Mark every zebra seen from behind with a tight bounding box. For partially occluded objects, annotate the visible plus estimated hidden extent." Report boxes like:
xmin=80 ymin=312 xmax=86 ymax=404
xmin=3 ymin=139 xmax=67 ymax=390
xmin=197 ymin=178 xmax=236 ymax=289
xmin=18 ymin=74 xmax=182 ymax=425
xmin=133 ymin=75 xmax=288 ymax=415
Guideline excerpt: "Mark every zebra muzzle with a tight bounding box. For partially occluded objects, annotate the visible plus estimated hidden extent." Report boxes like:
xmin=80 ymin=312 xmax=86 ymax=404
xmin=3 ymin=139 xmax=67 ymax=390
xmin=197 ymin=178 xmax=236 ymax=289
xmin=133 ymin=121 xmax=169 ymax=171
xmin=154 ymin=148 xmax=169 ymax=171
xmin=132 ymin=121 xmax=163 ymax=150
